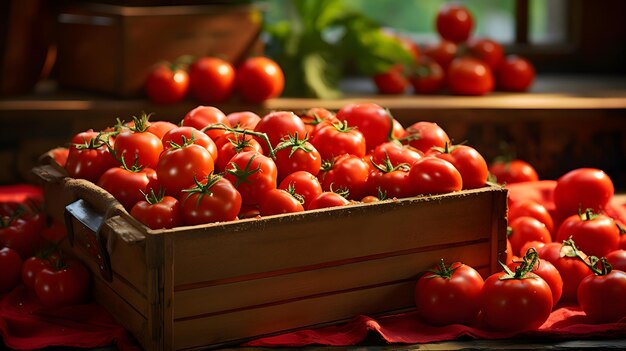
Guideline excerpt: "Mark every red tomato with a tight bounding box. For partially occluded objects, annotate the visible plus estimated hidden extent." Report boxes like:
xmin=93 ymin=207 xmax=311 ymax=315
xmin=114 ymin=115 xmax=163 ymax=170
xmin=236 ymin=56 xmax=284 ymax=103
xmin=553 ymin=168 xmax=614 ymax=218
xmin=578 ymin=258 xmax=626 ymax=323
xmin=189 ymin=56 xmax=235 ymax=103
xmin=145 ymin=120 xmax=177 ymax=140
xmin=224 ymin=151 xmax=278 ymax=206
xmin=519 ymin=240 xmax=547 ymax=258
xmin=310 ymin=121 xmax=366 ymax=160
xmin=254 ymin=111 xmax=308 ymax=153
xmin=447 ymin=57 xmax=494 ymax=96
xmin=161 ymin=126 xmax=218 ymax=162
xmin=97 ymin=166 xmax=158 ymax=211
xmin=539 ymin=240 xmax=593 ymax=303
xmin=373 ymin=64 xmax=409 ymax=95
xmin=335 ymin=103 xmax=394 ymax=152
xmin=489 ymin=159 xmax=539 ymax=184
xmin=21 ymin=253 xmax=56 ymax=290
xmin=145 ymin=64 xmax=189 ymax=104
xmin=467 ymin=38 xmax=504 ymax=70
xmin=427 ymin=143 xmax=489 ymax=189
xmin=508 ymin=200 xmax=554 ymax=235
xmin=410 ymin=57 xmax=445 ymax=94
xmin=307 ymin=191 xmax=350 ymax=210
xmin=180 ymin=174 xmax=242 ymax=225
xmin=369 ymin=141 xmax=422 ymax=168
xmin=299 ymin=107 xmax=336 ymax=137
xmin=34 ymin=258 xmax=90 ymax=307
xmin=496 ymin=55 xmax=535 ymax=92
xmin=130 ymin=190 xmax=182 ymax=229
xmin=508 ymin=216 xmax=552 ymax=257
xmin=259 ymin=188 xmax=304 ymax=216
xmin=481 ymin=262 xmax=553 ymax=332
xmin=215 ymin=132 xmax=264 ymax=173
xmin=157 ymin=142 xmax=215 ymax=197
xmin=182 ymin=105 xmax=231 ymax=141
xmin=508 ymin=248 xmax=563 ymax=307
xmin=65 ymin=134 xmax=118 ymax=183
xmin=436 ymin=4 xmax=473 ymax=43
xmin=318 ymin=154 xmax=369 ymax=200
xmin=278 ymin=171 xmax=323 ymax=209
xmin=423 ymin=40 xmax=458 ymax=70
xmin=415 ymin=260 xmax=484 ymax=326
xmin=555 ymin=210 xmax=620 ymax=258
xmin=404 ymin=121 xmax=450 ymax=154
xmin=0 ymin=211 xmax=46 ymax=259
xmin=0 ymin=247 xmax=22 ymax=293
xmin=226 ymin=111 xmax=261 ymax=130
xmin=606 ymin=250 xmax=626 ymax=272
xmin=408 ymin=157 xmax=463 ymax=195
xmin=366 ymin=156 xmax=412 ymax=199
xmin=274 ymin=133 xmax=322 ymax=181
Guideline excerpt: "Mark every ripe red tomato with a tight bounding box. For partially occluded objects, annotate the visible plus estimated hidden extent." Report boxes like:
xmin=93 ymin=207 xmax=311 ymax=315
xmin=146 ymin=120 xmax=177 ymax=140
xmin=539 ymin=240 xmax=593 ymax=303
xmin=508 ymin=248 xmax=563 ymax=307
xmin=21 ymin=253 xmax=57 ymax=290
xmin=553 ymin=168 xmax=614 ymax=218
xmin=318 ymin=154 xmax=369 ymax=200
xmin=259 ymin=188 xmax=304 ymax=216
xmin=224 ymin=151 xmax=278 ymax=206
xmin=0 ymin=247 xmax=22 ymax=293
xmin=145 ymin=63 xmax=189 ymax=105
xmin=189 ymin=56 xmax=235 ymax=103
xmin=415 ymin=260 xmax=484 ymax=326
xmin=215 ymin=133 xmax=264 ymax=173
xmin=157 ymin=142 xmax=215 ymax=197
xmin=366 ymin=156 xmax=412 ymax=199
xmin=254 ymin=111 xmax=308 ymax=152
xmin=182 ymin=105 xmax=231 ymax=141
xmin=481 ymin=265 xmax=553 ymax=332
xmin=410 ymin=57 xmax=445 ymax=94
xmin=307 ymin=191 xmax=350 ymax=210
xmin=489 ymin=159 xmax=539 ymax=184
xmin=606 ymin=250 xmax=626 ymax=272
xmin=369 ymin=141 xmax=422 ymax=168
xmin=226 ymin=111 xmax=261 ymax=130
xmin=274 ymin=133 xmax=322 ymax=181
xmin=404 ymin=121 xmax=450 ymax=154
xmin=519 ymin=240 xmax=547 ymax=258
xmin=335 ymin=103 xmax=394 ymax=152
xmin=508 ymin=216 xmax=552 ymax=257
xmin=236 ymin=56 xmax=284 ymax=103
xmin=427 ymin=143 xmax=489 ymax=189
xmin=496 ymin=55 xmax=535 ymax=92
xmin=130 ymin=190 xmax=182 ymax=229
xmin=423 ymin=39 xmax=458 ymax=70
xmin=447 ymin=57 xmax=494 ymax=96
xmin=114 ymin=115 xmax=163 ymax=170
xmin=161 ymin=126 xmax=218 ymax=162
xmin=298 ymin=107 xmax=336 ymax=137
xmin=180 ymin=174 xmax=242 ymax=225
xmin=311 ymin=121 xmax=366 ymax=160
xmin=436 ymin=4 xmax=473 ymax=43
xmin=65 ymin=134 xmax=118 ymax=183
xmin=467 ymin=38 xmax=504 ymax=70
xmin=278 ymin=171 xmax=323 ymax=209
xmin=373 ymin=64 xmax=409 ymax=95
xmin=97 ymin=166 xmax=158 ymax=211
xmin=0 ymin=210 xmax=46 ymax=259
xmin=34 ymin=258 xmax=90 ymax=307
xmin=555 ymin=210 xmax=620 ymax=258
xmin=578 ymin=258 xmax=626 ymax=323
xmin=408 ymin=157 xmax=463 ymax=195
xmin=508 ymin=200 xmax=555 ymax=235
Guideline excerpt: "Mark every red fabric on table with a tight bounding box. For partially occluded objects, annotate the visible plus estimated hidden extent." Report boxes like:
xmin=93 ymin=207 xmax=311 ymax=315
xmin=0 ymin=285 xmax=140 ymax=351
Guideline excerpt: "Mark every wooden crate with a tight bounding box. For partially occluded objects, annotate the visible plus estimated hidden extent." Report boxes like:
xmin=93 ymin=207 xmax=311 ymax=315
xmin=55 ymin=3 xmax=263 ymax=97
xmin=32 ymin=161 xmax=508 ymax=351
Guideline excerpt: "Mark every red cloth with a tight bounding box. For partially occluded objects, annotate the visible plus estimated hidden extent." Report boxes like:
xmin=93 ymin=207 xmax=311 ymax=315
xmin=0 ymin=285 xmax=140 ymax=351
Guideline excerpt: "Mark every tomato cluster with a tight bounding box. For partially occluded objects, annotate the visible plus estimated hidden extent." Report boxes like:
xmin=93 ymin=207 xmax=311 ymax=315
xmin=56 ymin=103 xmax=493 ymax=229
xmin=145 ymin=56 xmax=284 ymax=105
xmin=374 ymin=4 xmax=535 ymax=96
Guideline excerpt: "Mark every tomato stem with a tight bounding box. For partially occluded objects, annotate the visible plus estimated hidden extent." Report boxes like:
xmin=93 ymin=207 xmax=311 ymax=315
xmin=203 ymin=123 xmax=277 ymax=158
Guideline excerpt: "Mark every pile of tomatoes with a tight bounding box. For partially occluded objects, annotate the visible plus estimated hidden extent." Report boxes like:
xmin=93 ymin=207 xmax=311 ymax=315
xmin=375 ymin=3 xmax=535 ymax=95
xmin=416 ymin=167 xmax=626 ymax=331
xmin=56 ymin=103 xmax=492 ymax=229
xmin=145 ymin=56 xmax=285 ymax=105
xmin=0 ymin=200 xmax=89 ymax=307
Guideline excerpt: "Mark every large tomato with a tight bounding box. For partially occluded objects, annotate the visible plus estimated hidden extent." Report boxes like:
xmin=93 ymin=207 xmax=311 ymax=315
xmin=423 ymin=39 xmax=458 ymax=70
xmin=408 ymin=157 xmax=463 ymax=195
xmin=508 ymin=200 xmax=555 ymax=235
xmin=189 ymin=56 xmax=235 ymax=103
xmin=97 ymin=166 xmax=158 ymax=211
xmin=538 ymin=239 xmax=593 ymax=303
xmin=335 ymin=103 xmax=394 ymax=152
xmin=215 ymin=132 xmax=264 ymax=173
xmin=259 ymin=188 xmax=304 ymax=216
xmin=21 ymin=253 xmax=56 ymax=290
xmin=298 ymin=107 xmax=336 ymax=138
xmin=274 ymin=133 xmax=322 ymax=181
xmin=146 ymin=120 xmax=177 ymax=140
xmin=161 ymin=126 xmax=218 ymax=162
xmin=223 ymin=151 xmax=278 ymax=206
xmin=182 ymin=105 xmax=231 ymax=141
xmin=508 ymin=216 xmax=552 ymax=257
xmin=145 ymin=63 xmax=189 ymax=105
xmin=467 ymin=38 xmax=504 ymax=70
xmin=578 ymin=258 xmax=626 ymax=323
xmin=65 ymin=133 xmax=118 ymax=183
xmin=130 ymin=190 xmax=182 ymax=230
xmin=508 ymin=248 xmax=563 ymax=307
xmin=254 ymin=111 xmax=308 ymax=153
xmin=180 ymin=173 xmax=242 ymax=225
xmin=427 ymin=143 xmax=489 ymax=189
xmin=226 ymin=111 xmax=261 ymax=130
xmin=0 ymin=247 xmax=22 ymax=293
xmin=496 ymin=55 xmax=535 ymax=92
xmin=235 ymin=56 xmax=284 ymax=103
xmin=553 ymin=168 xmax=614 ymax=218
xmin=278 ymin=171 xmax=323 ymax=209
xmin=404 ymin=121 xmax=450 ymax=154
xmin=310 ymin=121 xmax=366 ymax=160
xmin=555 ymin=210 xmax=620 ymax=258
xmin=34 ymin=258 xmax=90 ymax=307
xmin=369 ymin=141 xmax=422 ymax=168
xmin=157 ymin=142 xmax=215 ymax=197
xmin=489 ymin=159 xmax=539 ymax=185
xmin=415 ymin=260 xmax=484 ymax=326
xmin=318 ymin=154 xmax=369 ymax=200
xmin=436 ymin=4 xmax=473 ymax=43
xmin=366 ymin=156 xmax=412 ymax=199
xmin=447 ymin=57 xmax=494 ymax=96
xmin=113 ymin=114 xmax=163 ymax=170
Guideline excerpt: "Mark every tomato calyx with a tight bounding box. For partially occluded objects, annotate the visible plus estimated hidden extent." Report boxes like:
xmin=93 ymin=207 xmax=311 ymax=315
xmin=430 ymin=140 xmax=465 ymax=154
xmin=274 ymin=132 xmax=314 ymax=158
xmin=320 ymin=158 xmax=335 ymax=173
xmin=328 ymin=183 xmax=350 ymax=199
xmin=225 ymin=153 xmax=262 ymax=187
xmin=167 ymin=134 xmax=196 ymax=149
xmin=127 ymin=112 xmax=153 ymax=133
xmin=203 ymin=123 xmax=276 ymax=158
xmin=374 ymin=186 xmax=388 ymax=201
xmin=617 ymin=222 xmax=626 ymax=235
xmin=181 ymin=173 xmax=223 ymax=205
xmin=0 ymin=206 xmax=26 ymax=228
xmin=72 ymin=131 xmax=112 ymax=150
xmin=559 ymin=237 xmax=586 ymax=260
xmin=330 ymin=120 xmax=357 ymax=134
xmin=228 ymin=133 xmax=256 ymax=153
xmin=283 ymin=183 xmax=305 ymax=205
xmin=583 ymin=256 xmax=613 ymax=276
xmin=500 ymin=247 xmax=540 ymax=280
xmin=578 ymin=208 xmax=601 ymax=222
xmin=369 ymin=153 xmax=410 ymax=173
xmin=141 ymin=188 xmax=166 ymax=205
xmin=427 ymin=258 xmax=459 ymax=279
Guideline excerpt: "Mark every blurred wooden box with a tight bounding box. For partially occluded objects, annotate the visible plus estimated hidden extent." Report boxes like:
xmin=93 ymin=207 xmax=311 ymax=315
xmin=55 ymin=3 xmax=262 ymax=97
xmin=33 ymin=159 xmax=507 ymax=350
